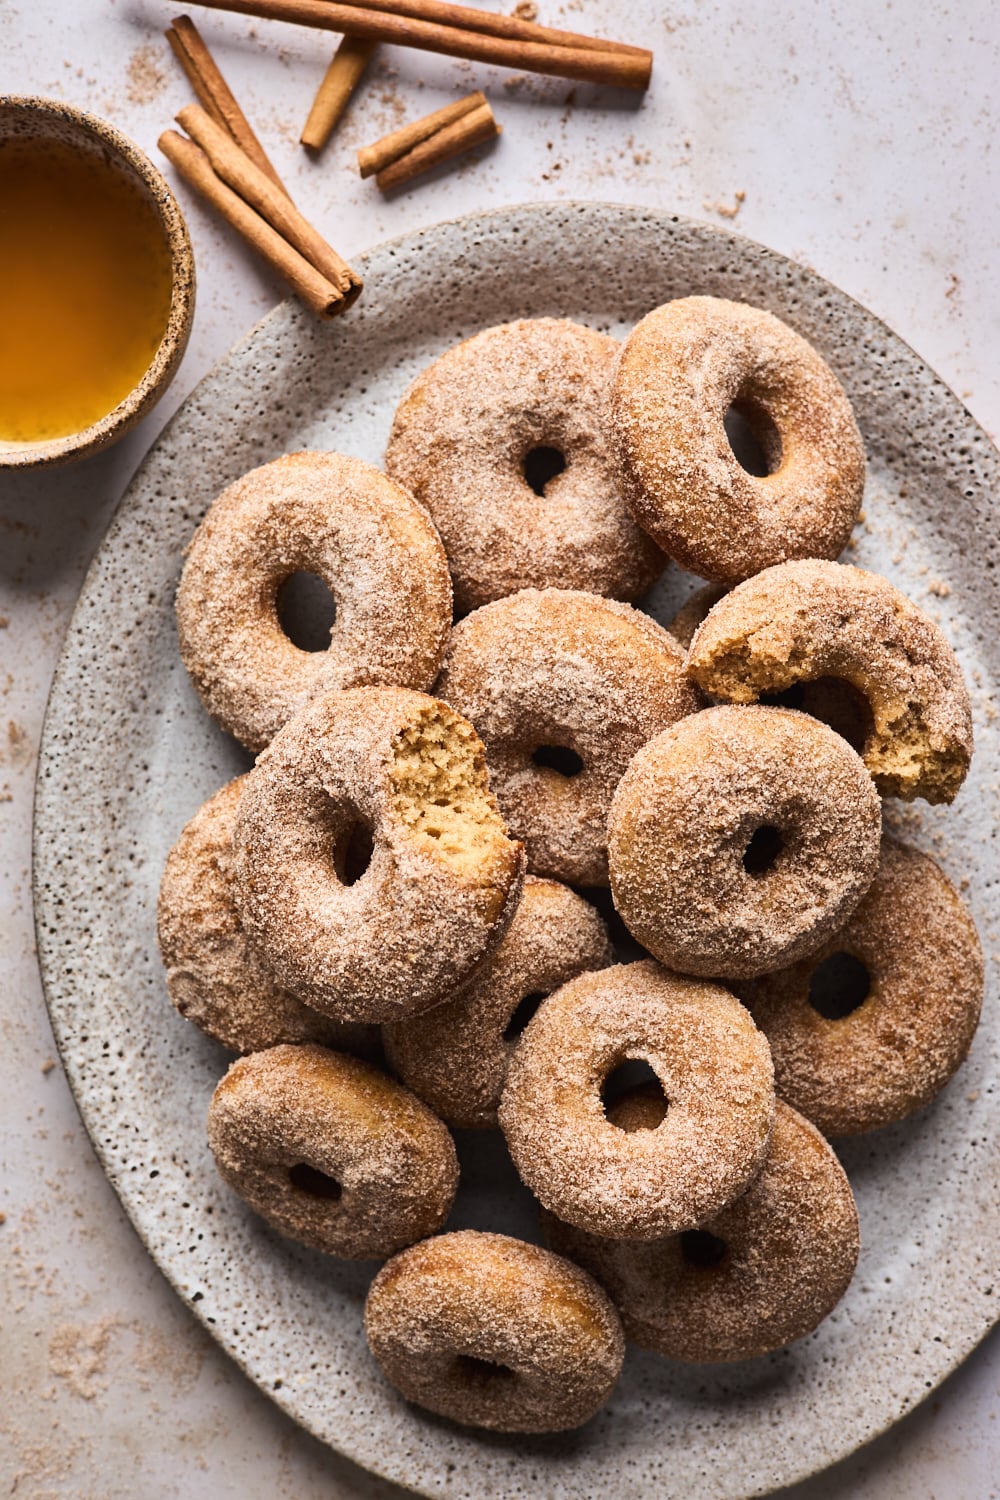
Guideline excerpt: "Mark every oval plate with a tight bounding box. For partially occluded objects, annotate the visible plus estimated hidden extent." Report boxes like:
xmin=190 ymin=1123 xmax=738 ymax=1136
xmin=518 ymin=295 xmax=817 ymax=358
xmin=33 ymin=204 xmax=1000 ymax=1499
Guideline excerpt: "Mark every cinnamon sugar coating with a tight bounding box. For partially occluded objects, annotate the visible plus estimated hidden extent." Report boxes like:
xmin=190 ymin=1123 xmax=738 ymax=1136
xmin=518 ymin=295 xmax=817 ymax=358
xmin=207 ymin=1044 xmax=458 ymax=1258
xmin=364 ymin=1230 xmax=624 ymax=1432
xmin=498 ymin=961 xmax=775 ymax=1240
xmin=609 ymin=296 xmax=865 ymax=584
xmin=383 ymin=876 xmax=613 ymax=1129
xmin=608 ymin=706 xmax=881 ymax=980
xmin=436 ymin=588 xmax=701 ymax=885
xmin=386 ymin=318 xmax=664 ymax=612
xmin=687 ymin=559 xmax=973 ymax=803
xmin=157 ymin=776 xmax=375 ymax=1055
xmin=545 ymin=1096 xmax=859 ymax=1362
xmin=736 ymin=837 xmax=984 ymax=1136
xmin=176 ymin=451 xmax=452 ymax=752
xmin=231 ymin=687 xmax=525 ymax=1024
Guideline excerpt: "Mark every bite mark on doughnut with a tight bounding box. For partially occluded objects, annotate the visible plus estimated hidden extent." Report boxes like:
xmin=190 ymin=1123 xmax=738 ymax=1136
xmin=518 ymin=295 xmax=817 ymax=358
xmin=391 ymin=705 xmax=513 ymax=877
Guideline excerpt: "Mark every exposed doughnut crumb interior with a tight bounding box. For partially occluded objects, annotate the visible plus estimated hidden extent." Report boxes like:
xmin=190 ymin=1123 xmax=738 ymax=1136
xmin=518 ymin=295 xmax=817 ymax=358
xmin=391 ymin=707 xmax=511 ymax=875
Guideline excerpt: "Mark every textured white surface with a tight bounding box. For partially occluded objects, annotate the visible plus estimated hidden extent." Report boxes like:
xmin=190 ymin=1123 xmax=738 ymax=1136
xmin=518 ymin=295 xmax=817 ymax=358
xmin=2 ymin=2 xmax=999 ymax=1497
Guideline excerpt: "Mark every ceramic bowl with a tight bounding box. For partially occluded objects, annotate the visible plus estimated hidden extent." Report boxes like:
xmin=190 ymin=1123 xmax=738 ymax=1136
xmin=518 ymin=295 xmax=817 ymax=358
xmin=0 ymin=95 xmax=195 ymax=470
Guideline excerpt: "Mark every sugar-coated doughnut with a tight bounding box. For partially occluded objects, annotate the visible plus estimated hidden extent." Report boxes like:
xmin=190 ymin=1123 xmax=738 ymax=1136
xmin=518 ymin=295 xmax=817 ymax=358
xmin=207 ymin=1044 xmax=458 ymax=1258
xmin=498 ymin=961 xmax=774 ymax=1239
xmin=545 ymin=1095 xmax=859 ymax=1362
xmin=231 ymin=687 xmax=525 ymax=1024
xmin=176 ymin=451 xmax=452 ymax=751
xmin=737 ymin=837 xmax=984 ymax=1136
xmin=386 ymin=318 xmax=664 ymax=612
xmin=383 ymin=876 xmax=612 ymax=1129
xmin=364 ymin=1230 xmax=624 ymax=1432
xmin=436 ymin=588 xmax=700 ymax=885
xmin=157 ymin=776 xmax=375 ymax=1055
xmin=609 ymin=296 xmax=865 ymax=584
xmin=608 ymin=706 xmax=881 ymax=980
xmin=687 ymin=559 xmax=973 ymax=803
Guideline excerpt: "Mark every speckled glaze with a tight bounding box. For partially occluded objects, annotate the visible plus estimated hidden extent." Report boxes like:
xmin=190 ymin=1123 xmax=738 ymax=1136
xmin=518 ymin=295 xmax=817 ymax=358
xmin=0 ymin=96 xmax=195 ymax=470
xmin=33 ymin=205 xmax=1000 ymax=1500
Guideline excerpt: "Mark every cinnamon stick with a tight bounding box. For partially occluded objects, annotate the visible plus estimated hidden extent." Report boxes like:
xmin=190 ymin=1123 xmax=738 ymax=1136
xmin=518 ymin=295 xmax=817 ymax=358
xmin=180 ymin=0 xmax=653 ymax=91
xmin=375 ymin=100 xmax=499 ymax=191
xmin=358 ymin=91 xmax=485 ymax=178
xmin=301 ymin=34 xmax=377 ymax=150
xmin=158 ymin=130 xmax=350 ymax=318
xmin=325 ymin=0 xmax=647 ymax=57
xmin=166 ymin=15 xmax=288 ymax=194
xmin=177 ymin=104 xmax=362 ymax=303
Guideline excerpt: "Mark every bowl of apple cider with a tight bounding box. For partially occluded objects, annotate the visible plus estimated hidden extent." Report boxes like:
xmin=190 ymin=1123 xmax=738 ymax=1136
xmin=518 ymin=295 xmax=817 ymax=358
xmin=0 ymin=97 xmax=195 ymax=469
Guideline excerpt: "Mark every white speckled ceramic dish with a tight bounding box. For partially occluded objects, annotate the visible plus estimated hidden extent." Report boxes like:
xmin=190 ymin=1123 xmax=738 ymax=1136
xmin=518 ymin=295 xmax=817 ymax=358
xmin=33 ymin=204 xmax=1000 ymax=1499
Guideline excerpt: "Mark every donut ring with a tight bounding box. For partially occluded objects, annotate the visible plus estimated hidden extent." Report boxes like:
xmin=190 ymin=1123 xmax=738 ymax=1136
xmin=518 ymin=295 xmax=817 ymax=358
xmin=158 ymin=776 xmax=376 ymax=1055
xmin=608 ymin=706 xmax=882 ymax=980
xmin=231 ymin=687 xmax=524 ymax=1024
xmin=386 ymin=318 xmax=664 ymax=612
xmin=437 ymin=589 xmax=701 ymax=885
xmin=687 ymin=559 xmax=973 ymax=804
xmin=544 ymin=1096 xmax=859 ymax=1362
xmin=207 ymin=1044 xmax=458 ymax=1258
xmin=498 ymin=961 xmax=775 ymax=1240
xmin=364 ymin=1230 xmax=624 ymax=1432
xmin=383 ymin=876 xmax=613 ymax=1129
xmin=609 ymin=296 xmax=865 ymax=584
xmin=176 ymin=451 xmax=452 ymax=751
xmin=737 ymin=837 xmax=984 ymax=1136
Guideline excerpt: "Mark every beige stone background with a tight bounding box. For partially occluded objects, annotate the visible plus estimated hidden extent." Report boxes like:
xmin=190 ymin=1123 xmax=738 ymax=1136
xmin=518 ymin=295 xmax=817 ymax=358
xmin=1 ymin=1 xmax=998 ymax=1494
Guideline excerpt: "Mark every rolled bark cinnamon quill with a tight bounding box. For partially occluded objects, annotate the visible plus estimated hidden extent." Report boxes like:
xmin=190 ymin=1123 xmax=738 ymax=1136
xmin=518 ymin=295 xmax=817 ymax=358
xmin=359 ymin=94 xmax=500 ymax=191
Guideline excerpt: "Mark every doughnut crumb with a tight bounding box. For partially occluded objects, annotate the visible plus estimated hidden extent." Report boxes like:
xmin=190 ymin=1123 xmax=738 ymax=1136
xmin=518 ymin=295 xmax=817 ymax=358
xmin=391 ymin=707 xmax=511 ymax=875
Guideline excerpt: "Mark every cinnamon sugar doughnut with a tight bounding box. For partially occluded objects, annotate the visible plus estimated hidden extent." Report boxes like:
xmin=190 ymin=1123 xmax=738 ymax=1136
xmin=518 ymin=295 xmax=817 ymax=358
xmin=207 ymin=1044 xmax=458 ymax=1258
xmin=610 ymin=297 xmax=865 ymax=584
xmin=157 ymin=777 xmax=375 ymax=1056
xmin=383 ymin=876 xmax=612 ymax=1129
xmin=364 ymin=1230 xmax=624 ymax=1432
xmin=386 ymin=318 xmax=664 ymax=612
xmin=176 ymin=451 xmax=452 ymax=752
xmin=687 ymin=559 xmax=973 ymax=803
xmin=231 ymin=687 xmax=525 ymax=1024
xmin=608 ymin=706 xmax=881 ymax=980
xmin=737 ymin=837 xmax=984 ymax=1136
xmin=498 ymin=961 xmax=774 ymax=1240
xmin=545 ymin=1096 xmax=859 ymax=1362
xmin=436 ymin=588 xmax=700 ymax=885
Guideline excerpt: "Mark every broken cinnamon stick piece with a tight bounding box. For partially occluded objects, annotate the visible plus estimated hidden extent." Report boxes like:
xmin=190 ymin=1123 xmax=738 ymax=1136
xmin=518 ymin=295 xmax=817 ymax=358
xmin=158 ymin=130 xmax=349 ymax=318
xmin=177 ymin=103 xmax=362 ymax=303
xmin=166 ymin=15 xmax=288 ymax=195
xmin=358 ymin=91 xmax=485 ymax=179
xmin=374 ymin=99 xmax=499 ymax=192
xmin=301 ymin=35 xmax=377 ymax=151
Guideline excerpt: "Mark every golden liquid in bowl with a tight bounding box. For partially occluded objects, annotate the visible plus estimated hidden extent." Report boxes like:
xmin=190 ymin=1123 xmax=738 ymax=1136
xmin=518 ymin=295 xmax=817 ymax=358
xmin=0 ymin=136 xmax=174 ymax=443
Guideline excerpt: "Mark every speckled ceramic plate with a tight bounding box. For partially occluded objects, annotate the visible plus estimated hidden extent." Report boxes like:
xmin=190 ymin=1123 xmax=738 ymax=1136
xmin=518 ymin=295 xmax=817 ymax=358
xmin=33 ymin=204 xmax=1000 ymax=1499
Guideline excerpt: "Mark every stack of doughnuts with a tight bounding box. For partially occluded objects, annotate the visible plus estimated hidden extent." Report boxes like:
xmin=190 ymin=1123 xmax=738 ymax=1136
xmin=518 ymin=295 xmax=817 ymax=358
xmin=159 ymin=298 xmax=981 ymax=1436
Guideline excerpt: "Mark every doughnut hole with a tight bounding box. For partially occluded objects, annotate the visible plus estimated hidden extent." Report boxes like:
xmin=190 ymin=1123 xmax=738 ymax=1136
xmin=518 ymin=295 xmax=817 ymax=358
xmin=531 ymin=744 xmax=584 ymax=777
xmin=742 ymin=823 xmax=785 ymax=876
xmin=504 ymin=990 xmax=547 ymax=1042
xmin=807 ymin=950 xmax=872 ymax=1020
xmin=760 ymin=677 xmax=874 ymax=756
xmin=680 ymin=1228 xmax=729 ymax=1270
xmin=288 ymin=1161 xmax=342 ymax=1201
xmin=332 ymin=815 xmax=375 ymax=887
xmin=522 ymin=444 xmax=567 ymax=496
xmin=723 ymin=395 xmax=783 ymax=478
xmin=452 ymin=1353 xmax=516 ymax=1386
xmin=601 ymin=1061 xmax=668 ymax=1123
xmin=275 ymin=569 xmax=337 ymax=652
xmin=391 ymin=707 xmax=513 ymax=877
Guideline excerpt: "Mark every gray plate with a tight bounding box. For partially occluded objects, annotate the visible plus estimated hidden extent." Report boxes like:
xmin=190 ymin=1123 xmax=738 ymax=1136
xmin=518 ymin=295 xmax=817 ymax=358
xmin=33 ymin=203 xmax=1000 ymax=1499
